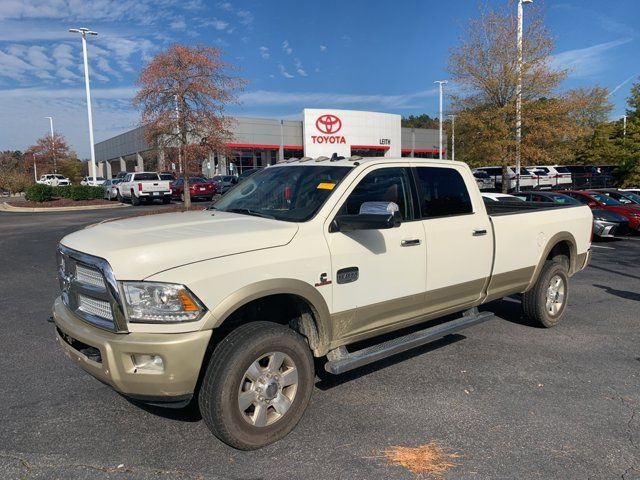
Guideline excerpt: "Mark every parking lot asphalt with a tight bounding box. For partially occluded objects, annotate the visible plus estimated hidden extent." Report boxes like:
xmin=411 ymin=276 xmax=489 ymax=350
xmin=0 ymin=207 xmax=638 ymax=480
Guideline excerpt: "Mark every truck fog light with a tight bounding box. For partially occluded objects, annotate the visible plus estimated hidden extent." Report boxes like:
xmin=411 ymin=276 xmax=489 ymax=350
xmin=132 ymin=354 xmax=164 ymax=372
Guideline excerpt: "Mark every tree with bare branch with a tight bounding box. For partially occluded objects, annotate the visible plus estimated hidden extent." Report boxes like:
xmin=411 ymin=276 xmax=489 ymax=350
xmin=134 ymin=44 xmax=246 ymax=207
xmin=447 ymin=2 xmax=611 ymax=190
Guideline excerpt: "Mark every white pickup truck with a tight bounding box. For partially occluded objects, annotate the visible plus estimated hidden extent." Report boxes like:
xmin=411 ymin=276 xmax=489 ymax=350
xmin=53 ymin=157 xmax=592 ymax=450
xmin=116 ymin=171 xmax=171 ymax=205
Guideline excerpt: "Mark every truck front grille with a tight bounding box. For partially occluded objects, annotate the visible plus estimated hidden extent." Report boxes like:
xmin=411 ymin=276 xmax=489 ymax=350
xmin=78 ymin=294 xmax=113 ymax=320
xmin=57 ymin=245 xmax=127 ymax=332
xmin=75 ymin=264 xmax=107 ymax=290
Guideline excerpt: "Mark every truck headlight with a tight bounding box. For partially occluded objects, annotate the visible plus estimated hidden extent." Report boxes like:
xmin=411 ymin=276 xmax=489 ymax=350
xmin=121 ymin=282 xmax=205 ymax=323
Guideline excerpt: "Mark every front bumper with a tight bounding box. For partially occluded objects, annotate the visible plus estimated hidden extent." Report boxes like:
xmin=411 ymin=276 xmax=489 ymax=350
xmin=53 ymin=297 xmax=211 ymax=406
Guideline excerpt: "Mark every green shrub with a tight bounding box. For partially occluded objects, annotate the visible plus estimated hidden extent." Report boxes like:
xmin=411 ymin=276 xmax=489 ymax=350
xmin=25 ymin=184 xmax=53 ymax=202
xmin=51 ymin=185 xmax=103 ymax=201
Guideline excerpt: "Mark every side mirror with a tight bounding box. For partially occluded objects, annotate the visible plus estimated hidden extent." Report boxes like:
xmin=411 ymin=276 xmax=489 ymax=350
xmin=332 ymin=201 xmax=402 ymax=232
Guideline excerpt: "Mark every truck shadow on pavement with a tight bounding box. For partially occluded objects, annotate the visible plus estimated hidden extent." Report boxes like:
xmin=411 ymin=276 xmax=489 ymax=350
xmin=314 ymin=334 xmax=465 ymax=390
xmin=125 ymin=396 xmax=202 ymax=422
xmin=592 ymin=284 xmax=640 ymax=302
xmin=479 ymin=296 xmax=540 ymax=328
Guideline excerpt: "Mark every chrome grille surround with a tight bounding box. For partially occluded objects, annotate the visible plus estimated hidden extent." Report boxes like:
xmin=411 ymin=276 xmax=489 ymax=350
xmin=57 ymin=244 xmax=128 ymax=332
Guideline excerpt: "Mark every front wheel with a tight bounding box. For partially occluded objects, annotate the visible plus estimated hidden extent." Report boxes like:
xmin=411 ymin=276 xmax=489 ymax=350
xmin=199 ymin=322 xmax=314 ymax=450
xmin=522 ymin=260 xmax=569 ymax=328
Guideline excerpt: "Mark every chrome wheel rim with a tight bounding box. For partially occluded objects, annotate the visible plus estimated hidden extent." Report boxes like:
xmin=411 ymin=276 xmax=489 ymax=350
xmin=238 ymin=351 xmax=298 ymax=427
xmin=545 ymin=274 xmax=566 ymax=316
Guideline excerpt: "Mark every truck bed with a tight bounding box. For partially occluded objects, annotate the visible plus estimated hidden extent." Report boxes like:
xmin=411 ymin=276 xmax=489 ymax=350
xmin=485 ymin=201 xmax=582 ymax=216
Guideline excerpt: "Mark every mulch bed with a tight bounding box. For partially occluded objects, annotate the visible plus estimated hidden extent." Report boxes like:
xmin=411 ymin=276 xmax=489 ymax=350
xmin=7 ymin=198 xmax=116 ymax=208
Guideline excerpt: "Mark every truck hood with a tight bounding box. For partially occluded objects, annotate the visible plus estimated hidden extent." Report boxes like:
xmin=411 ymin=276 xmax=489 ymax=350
xmin=60 ymin=210 xmax=299 ymax=279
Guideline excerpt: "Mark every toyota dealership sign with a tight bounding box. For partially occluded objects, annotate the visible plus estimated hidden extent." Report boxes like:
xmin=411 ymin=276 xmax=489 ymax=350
xmin=303 ymin=108 xmax=401 ymax=158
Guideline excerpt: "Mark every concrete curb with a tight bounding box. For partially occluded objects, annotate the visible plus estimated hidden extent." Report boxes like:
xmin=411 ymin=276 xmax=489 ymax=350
xmin=0 ymin=201 xmax=131 ymax=213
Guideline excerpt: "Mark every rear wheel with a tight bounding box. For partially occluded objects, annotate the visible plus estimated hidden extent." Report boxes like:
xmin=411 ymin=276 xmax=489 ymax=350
xmin=199 ymin=322 xmax=314 ymax=450
xmin=131 ymin=191 xmax=140 ymax=206
xmin=116 ymin=190 xmax=123 ymax=202
xmin=522 ymin=260 xmax=569 ymax=328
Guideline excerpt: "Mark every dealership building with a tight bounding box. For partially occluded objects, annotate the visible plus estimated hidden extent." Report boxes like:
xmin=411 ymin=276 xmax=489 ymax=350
xmin=94 ymin=109 xmax=446 ymax=177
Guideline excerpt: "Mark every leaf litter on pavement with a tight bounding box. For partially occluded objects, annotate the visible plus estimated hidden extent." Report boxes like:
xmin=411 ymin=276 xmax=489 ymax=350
xmin=375 ymin=442 xmax=460 ymax=478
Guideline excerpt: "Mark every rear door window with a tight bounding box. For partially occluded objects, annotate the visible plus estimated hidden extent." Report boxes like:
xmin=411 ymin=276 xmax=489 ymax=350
xmin=414 ymin=167 xmax=473 ymax=218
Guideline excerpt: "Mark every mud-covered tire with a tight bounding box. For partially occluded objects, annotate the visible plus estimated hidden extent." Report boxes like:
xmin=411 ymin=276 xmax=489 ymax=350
xmin=522 ymin=260 xmax=569 ymax=328
xmin=199 ymin=321 xmax=314 ymax=450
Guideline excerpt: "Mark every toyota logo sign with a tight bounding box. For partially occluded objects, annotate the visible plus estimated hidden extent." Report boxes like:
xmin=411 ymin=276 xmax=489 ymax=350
xmin=315 ymin=114 xmax=342 ymax=134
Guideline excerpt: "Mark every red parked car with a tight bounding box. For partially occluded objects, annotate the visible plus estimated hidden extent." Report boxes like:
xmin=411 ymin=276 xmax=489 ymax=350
xmin=557 ymin=190 xmax=640 ymax=232
xmin=170 ymin=177 xmax=217 ymax=202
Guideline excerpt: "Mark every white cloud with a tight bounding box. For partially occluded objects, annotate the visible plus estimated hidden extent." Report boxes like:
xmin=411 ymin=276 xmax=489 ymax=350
xmin=26 ymin=46 xmax=55 ymax=71
xmin=550 ymin=38 xmax=632 ymax=78
xmin=319 ymin=45 xmax=327 ymax=52
xmin=294 ymin=58 xmax=307 ymax=77
xmin=0 ymin=86 xmax=139 ymax=157
xmin=202 ymin=18 xmax=229 ymax=30
xmin=259 ymin=46 xmax=270 ymax=59
xmin=282 ymin=40 xmax=292 ymax=55
xmin=51 ymin=43 xmax=79 ymax=82
xmin=236 ymin=10 xmax=253 ymax=26
xmin=214 ymin=1 xmax=252 ymax=27
xmin=170 ymin=18 xmax=187 ymax=31
xmin=277 ymin=64 xmax=294 ymax=79
xmin=0 ymin=49 xmax=36 ymax=80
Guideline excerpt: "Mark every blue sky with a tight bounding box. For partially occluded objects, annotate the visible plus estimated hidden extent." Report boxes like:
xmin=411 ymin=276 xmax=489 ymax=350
xmin=0 ymin=0 xmax=638 ymax=158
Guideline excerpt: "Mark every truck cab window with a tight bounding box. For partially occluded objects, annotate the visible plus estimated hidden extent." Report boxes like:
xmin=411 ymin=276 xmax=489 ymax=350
xmin=340 ymin=167 xmax=414 ymax=220
xmin=414 ymin=167 xmax=472 ymax=218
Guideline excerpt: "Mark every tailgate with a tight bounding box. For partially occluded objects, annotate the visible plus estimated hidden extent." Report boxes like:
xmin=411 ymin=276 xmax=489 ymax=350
xmin=141 ymin=181 xmax=170 ymax=192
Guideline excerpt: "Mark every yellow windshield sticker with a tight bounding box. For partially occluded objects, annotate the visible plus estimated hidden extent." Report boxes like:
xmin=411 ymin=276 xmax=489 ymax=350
xmin=317 ymin=182 xmax=336 ymax=190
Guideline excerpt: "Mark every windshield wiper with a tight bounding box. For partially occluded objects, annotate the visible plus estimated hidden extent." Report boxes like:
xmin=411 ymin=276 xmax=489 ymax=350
xmin=225 ymin=208 xmax=276 ymax=219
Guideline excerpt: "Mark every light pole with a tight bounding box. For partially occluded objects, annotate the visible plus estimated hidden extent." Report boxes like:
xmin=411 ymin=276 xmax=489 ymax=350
xmin=434 ymin=80 xmax=448 ymax=160
xmin=44 ymin=116 xmax=56 ymax=173
xmin=69 ymin=27 xmax=98 ymax=184
xmin=515 ymin=0 xmax=533 ymax=192
xmin=449 ymin=114 xmax=456 ymax=162
xmin=32 ymin=153 xmax=38 ymax=181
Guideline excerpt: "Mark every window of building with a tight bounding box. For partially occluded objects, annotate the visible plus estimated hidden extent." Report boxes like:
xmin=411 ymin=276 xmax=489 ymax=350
xmin=414 ymin=167 xmax=473 ymax=218
xmin=283 ymin=148 xmax=304 ymax=159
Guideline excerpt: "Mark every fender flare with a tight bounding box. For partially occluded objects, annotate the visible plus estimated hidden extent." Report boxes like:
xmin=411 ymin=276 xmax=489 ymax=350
xmin=203 ymin=279 xmax=332 ymax=355
xmin=524 ymin=231 xmax=578 ymax=292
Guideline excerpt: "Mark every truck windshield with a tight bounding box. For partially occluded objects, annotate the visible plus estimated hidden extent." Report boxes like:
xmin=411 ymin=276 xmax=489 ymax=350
xmin=212 ymin=165 xmax=352 ymax=222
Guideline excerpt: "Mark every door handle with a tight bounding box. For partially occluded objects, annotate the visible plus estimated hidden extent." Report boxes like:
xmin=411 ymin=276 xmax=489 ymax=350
xmin=472 ymin=229 xmax=487 ymax=236
xmin=401 ymin=239 xmax=422 ymax=247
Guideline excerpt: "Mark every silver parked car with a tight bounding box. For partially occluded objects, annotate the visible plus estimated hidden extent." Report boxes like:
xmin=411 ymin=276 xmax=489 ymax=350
xmin=102 ymin=179 xmax=123 ymax=200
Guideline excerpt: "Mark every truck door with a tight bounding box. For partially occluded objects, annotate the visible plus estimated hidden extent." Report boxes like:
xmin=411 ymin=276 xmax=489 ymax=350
xmin=324 ymin=165 xmax=427 ymax=341
xmin=413 ymin=165 xmax=493 ymax=312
